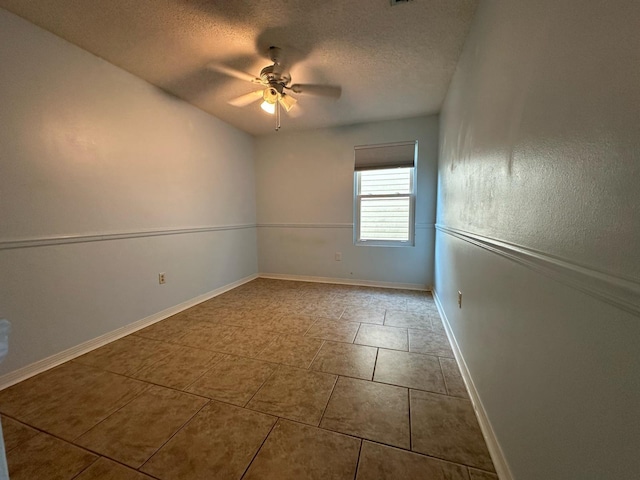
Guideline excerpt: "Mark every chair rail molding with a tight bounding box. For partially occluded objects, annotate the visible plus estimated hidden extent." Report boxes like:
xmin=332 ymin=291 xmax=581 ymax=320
xmin=0 ymin=223 xmax=257 ymax=250
xmin=436 ymin=224 xmax=640 ymax=317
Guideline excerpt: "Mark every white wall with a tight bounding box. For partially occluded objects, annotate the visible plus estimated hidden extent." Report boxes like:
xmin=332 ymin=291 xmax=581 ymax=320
xmin=436 ymin=1 xmax=640 ymax=479
xmin=0 ymin=9 xmax=257 ymax=378
xmin=255 ymin=116 xmax=438 ymax=288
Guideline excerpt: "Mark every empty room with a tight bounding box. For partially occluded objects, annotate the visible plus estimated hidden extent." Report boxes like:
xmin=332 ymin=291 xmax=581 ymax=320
xmin=0 ymin=1 xmax=638 ymax=479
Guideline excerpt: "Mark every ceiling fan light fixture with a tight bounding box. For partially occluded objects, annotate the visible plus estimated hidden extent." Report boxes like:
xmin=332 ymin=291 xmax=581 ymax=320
xmin=260 ymin=87 xmax=279 ymax=115
xmin=260 ymin=100 xmax=276 ymax=115
xmin=278 ymin=93 xmax=297 ymax=112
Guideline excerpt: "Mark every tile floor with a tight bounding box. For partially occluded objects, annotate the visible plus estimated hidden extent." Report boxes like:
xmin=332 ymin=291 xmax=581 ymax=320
xmin=0 ymin=278 xmax=497 ymax=480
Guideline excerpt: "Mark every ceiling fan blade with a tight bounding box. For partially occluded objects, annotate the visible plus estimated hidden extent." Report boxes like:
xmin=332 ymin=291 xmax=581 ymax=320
xmin=228 ymin=90 xmax=264 ymax=107
xmin=290 ymin=84 xmax=342 ymax=99
xmin=208 ymin=63 xmax=262 ymax=84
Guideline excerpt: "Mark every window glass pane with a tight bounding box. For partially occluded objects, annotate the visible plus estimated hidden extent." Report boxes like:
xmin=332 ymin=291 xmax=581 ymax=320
xmin=359 ymin=168 xmax=411 ymax=195
xmin=360 ymin=197 xmax=410 ymax=241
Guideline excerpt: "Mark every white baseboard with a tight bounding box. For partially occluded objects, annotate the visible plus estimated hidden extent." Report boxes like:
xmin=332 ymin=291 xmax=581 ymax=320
xmin=258 ymin=272 xmax=430 ymax=291
xmin=0 ymin=273 xmax=258 ymax=390
xmin=432 ymin=289 xmax=513 ymax=480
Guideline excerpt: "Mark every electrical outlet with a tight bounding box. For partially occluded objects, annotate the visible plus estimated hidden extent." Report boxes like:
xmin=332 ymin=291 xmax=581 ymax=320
xmin=457 ymin=291 xmax=462 ymax=308
xmin=335 ymin=252 xmax=342 ymax=261
xmin=159 ymin=273 xmax=166 ymax=285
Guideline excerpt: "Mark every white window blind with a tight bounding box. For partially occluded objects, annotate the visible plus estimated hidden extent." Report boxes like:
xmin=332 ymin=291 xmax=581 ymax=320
xmin=354 ymin=141 xmax=417 ymax=247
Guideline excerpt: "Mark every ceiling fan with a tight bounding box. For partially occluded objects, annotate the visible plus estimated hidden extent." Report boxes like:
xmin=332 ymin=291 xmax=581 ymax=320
xmin=210 ymin=46 xmax=342 ymax=131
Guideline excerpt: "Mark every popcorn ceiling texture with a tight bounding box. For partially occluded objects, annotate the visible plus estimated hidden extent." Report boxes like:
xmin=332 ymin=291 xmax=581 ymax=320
xmin=0 ymin=0 xmax=477 ymax=135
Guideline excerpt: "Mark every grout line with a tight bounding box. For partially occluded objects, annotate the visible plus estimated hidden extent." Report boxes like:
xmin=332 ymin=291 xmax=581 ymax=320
xmin=353 ymin=439 xmax=364 ymax=480
xmin=408 ymin=388 xmax=413 ymax=451
xmin=138 ymin=399 xmax=211 ymax=472
xmin=317 ymin=374 xmax=340 ymax=427
xmin=239 ymin=417 xmax=280 ymax=479
xmin=243 ymin=363 xmax=279 ymax=407
xmin=371 ymin=348 xmax=380 ymax=381
xmin=67 ymin=454 xmax=101 ymax=480
xmin=180 ymin=353 xmax=230 ymax=392
xmin=438 ymin=356 xmax=451 ymax=396
xmin=307 ymin=340 xmax=326 ymax=370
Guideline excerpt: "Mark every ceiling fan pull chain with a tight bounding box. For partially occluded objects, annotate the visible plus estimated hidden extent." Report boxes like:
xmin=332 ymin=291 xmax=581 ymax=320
xmin=275 ymin=100 xmax=281 ymax=131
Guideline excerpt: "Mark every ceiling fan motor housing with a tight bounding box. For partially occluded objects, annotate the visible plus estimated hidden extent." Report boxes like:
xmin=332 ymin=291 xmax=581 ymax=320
xmin=259 ymin=64 xmax=291 ymax=88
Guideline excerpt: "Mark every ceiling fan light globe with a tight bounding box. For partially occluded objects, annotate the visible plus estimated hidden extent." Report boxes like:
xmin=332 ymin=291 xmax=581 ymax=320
xmin=260 ymin=100 xmax=276 ymax=115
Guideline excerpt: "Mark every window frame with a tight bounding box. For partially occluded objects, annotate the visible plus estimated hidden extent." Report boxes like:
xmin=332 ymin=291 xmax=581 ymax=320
xmin=354 ymin=166 xmax=416 ymax=247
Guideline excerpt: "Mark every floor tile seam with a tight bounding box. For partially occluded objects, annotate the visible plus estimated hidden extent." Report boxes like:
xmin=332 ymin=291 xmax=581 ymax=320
xmin=468 ymin=466 xmax=499 ymax=476
xmin=315 ymin=373 xmax=340 ymax=428
xmin=0 ymin=412 xmax=95 ymax=455
xmin=353 ymin=340 xmax=409 ymax=352
xmin=408 ymin=388 xmax=474 ymax=407
xmin=371 ymin=348 xmax=380 ymax=382
xmin=352 ymin=438 xmax=364 ymax=480
xmin=352 ymin=322 xmax=364 ymax=347
xmin=238 ymin=415 xmax=280 ymax=480
xmin=165 ymin=353 xmax=231 ymax=393
xmin=137 ymin=399 xmax=212 ymax=473
xmin=2 ymin=416 xmax=106 ymax=464
xmin=304 ymin=333 xmax=360 ymax=345
xmin=67 ymin=454 xmax=102 ymax=480
xmin=65 ymin=381 xmax=156 ymax=446
xmin=315 ymin=422 xmax=413 ymax=453
xmin=122 ymin=342 xmax=207 ymax=379
xmin=360 ymin=438 xmax=480 ymax=472
xmin=309 ymin=365 xmax=376 ymax=383
xmin=407 ymin=385 xmax=413 ymax=451
xmin=438 ymin=356 xmax=452 ymax=396
xmin=242 ymin=362 xmax=280 ymax=408
xmin=306 ymin=340 xmax=327 ymax=371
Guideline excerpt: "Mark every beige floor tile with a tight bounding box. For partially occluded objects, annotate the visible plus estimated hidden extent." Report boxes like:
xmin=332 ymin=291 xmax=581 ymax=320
xmin=76 ymin=385 xmax=208 ymax=468
xmin=257 ymin=335 xmax=324 ymax=368
xmin=469 ymin=468 xmax=499 ymax=480
xmin=384 ymin=310 xmax=433 ymax=330
xmin=134 ymin=316 xmax=192 ymax=342
xmin=247 ymin=365 xmax=337 ymax=426
xmin=1 ymin=416 xmax=39 ymax=453
xmin=210 ymin=327 xmax=279 ymax=357
xmin=440 ymin=357 xmax=469 ymax=399
xmin=410 ymin=390 xmax=494 ymax=471
xmin=265 ymin=313 xmax=316 ymax=335
xmin=186 ymin=355 xmax=276 ymax=406
xmin=0 ymin=362 xmax=148 ymax=440
xmin=340 ymin=306 xmax=386 ymax=325
xmin=75 ymin=457 xmax=155 ymax=480
xmin=305 ymin=319 xmax=361 ymax=343
xmin=374 ymin=349 xmax=446 ymax=394
xmin=356 ymin=441 xmax=470 ymax=480
xmin=409 ymin=329 xmax=454 ymax=357
xmin=7 ymin=433 xmax=97 ymax=480
xmin=431 ymin=316 xmax=448 ymax=335
xmin=74 ymin=335 xmax=178 ymax=375
xmin=141 ymin=401 xmax=276 ymax=480
xmin=297 ymin=303 xmax=346 ymax=320
xmin=354 ymin=324 xmax=408 ymax=351
xmin=131 ymin=346 xmax=225 ymax=390
xmin=320 ymin=377 xmax=410 ymax=449
xmin=187 ymin=304 xmax=246 ymax=324
xmin=244 ymin=419 xmax=360 ymax=480
xmin=176 ymin=322 xmax=238 ymax=351
xmin=310 ymin=341 xmax=377 ymax=380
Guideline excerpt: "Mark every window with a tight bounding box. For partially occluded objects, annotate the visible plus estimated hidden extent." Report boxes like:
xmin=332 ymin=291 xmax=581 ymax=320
xmin=354 ymin=141 xmax=417 ymax=246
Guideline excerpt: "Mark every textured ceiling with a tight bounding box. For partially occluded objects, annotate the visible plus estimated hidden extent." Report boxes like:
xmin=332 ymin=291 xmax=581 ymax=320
xmin=0 ymin=0 xmax=477 ymax=135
